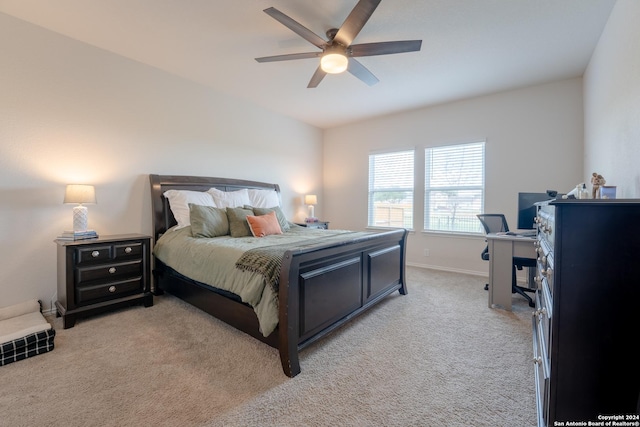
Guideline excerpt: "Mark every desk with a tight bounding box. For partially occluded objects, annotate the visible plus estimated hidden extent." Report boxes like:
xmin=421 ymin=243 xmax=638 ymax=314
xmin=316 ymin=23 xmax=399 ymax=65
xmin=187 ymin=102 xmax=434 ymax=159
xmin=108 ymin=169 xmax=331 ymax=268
xmin=486 ymin=233 xmax=536 ymax=310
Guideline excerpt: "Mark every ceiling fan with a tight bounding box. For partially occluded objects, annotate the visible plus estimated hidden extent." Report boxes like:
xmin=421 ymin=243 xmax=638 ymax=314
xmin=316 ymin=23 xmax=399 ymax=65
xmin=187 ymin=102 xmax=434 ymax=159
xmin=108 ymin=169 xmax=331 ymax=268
xmin=255 ymin=0 xmax=422 ymax=88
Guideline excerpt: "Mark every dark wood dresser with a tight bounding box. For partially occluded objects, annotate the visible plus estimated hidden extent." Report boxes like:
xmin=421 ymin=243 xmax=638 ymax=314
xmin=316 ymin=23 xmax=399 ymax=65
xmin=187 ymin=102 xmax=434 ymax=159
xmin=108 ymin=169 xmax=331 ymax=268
xmin=55 ymin=234 xmax=153 ymax=328
xmin=533 ymin=199 xmax=640 ymax=426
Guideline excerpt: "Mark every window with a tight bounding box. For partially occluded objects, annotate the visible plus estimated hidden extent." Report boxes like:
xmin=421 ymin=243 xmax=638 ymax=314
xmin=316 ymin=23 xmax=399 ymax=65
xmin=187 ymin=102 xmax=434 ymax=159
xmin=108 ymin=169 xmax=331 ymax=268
xmin=368 ymin=150 xmax=414 ymax=229
xmin=424 ymin=142 xmax=485 ymax=233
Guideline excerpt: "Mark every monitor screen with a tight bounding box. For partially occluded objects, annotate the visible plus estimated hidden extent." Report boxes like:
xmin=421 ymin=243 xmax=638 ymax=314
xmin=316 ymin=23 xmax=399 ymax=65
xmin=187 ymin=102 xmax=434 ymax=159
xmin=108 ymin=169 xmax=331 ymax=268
xmin=517 ymin=192 xmax=552 ymax=229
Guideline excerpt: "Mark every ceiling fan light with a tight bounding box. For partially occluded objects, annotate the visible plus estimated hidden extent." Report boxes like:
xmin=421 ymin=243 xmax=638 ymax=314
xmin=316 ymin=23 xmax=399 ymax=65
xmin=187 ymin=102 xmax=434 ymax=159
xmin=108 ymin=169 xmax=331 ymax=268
xmin=321 ymin=53 xmax=348 ymax=74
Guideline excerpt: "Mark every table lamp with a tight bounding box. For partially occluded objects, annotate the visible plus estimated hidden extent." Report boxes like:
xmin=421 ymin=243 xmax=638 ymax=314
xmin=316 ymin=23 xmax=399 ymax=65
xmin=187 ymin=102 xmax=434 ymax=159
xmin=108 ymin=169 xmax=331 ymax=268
xmin=305 ymin=194 xmax=317 ymax=222
xmin=64 ymin=184 xmax=96 ymax=232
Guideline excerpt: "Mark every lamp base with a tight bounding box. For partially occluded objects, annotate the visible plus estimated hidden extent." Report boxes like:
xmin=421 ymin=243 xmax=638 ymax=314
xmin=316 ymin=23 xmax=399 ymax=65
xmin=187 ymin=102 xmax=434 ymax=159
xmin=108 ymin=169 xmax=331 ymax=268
xmin=72 ymin=205 xmax=89 ymax=232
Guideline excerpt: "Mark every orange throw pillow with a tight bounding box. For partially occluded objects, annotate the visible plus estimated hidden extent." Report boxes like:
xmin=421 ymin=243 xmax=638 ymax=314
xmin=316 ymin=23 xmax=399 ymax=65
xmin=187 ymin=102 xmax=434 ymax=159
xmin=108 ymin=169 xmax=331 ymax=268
xmin=246 ymin=211 xmax=283 ymax=237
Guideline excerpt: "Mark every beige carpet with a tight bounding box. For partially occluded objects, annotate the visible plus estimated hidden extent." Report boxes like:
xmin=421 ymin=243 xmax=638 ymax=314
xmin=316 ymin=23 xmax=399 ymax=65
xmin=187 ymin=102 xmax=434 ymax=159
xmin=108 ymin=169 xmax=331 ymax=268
xmin=0 ymin=267 xmax=536 ymax=427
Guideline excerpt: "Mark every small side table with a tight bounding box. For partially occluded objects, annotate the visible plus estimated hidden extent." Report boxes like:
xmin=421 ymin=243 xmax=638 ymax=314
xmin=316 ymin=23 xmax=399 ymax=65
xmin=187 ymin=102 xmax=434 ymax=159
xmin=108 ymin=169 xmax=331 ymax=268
xmin=296 ymin=221 xmax=329 ymax=230
xmin=55 ymin=233 xmax=153 ymax=328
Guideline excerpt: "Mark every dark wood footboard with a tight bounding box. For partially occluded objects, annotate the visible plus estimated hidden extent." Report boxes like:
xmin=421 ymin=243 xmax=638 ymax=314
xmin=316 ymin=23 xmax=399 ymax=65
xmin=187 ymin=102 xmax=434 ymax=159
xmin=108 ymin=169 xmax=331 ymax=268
xmin=279 ymin=228 xmax=408 ymax=377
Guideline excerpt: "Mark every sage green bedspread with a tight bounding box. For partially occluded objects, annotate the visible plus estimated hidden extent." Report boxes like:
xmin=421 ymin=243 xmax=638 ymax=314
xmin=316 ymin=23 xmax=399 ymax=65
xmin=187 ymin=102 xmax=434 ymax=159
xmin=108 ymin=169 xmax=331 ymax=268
xmin=153 ymin=225 xmax=366 ymax=337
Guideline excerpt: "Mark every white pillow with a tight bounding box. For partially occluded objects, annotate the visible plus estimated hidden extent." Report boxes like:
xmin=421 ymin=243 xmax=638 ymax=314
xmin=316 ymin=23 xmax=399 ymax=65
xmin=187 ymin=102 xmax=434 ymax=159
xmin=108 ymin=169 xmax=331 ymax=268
xmin=247 ymin=188 xmax=280 ymax=208
xmin=207 ymin=188 xmax=251 ymax=208
xmin=163 ymin=189 xmax=215 ymax=229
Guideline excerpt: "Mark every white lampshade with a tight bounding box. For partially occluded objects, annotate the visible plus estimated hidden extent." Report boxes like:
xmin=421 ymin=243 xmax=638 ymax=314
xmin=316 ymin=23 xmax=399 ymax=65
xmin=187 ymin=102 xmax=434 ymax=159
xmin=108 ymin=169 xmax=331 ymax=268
xmin=64 ymin=184 xmax=96 ymax=232
xmin=64 ymin=184 xmax=96 ymax=205
xmin=305 ymin=194 xmax=317 ymax=220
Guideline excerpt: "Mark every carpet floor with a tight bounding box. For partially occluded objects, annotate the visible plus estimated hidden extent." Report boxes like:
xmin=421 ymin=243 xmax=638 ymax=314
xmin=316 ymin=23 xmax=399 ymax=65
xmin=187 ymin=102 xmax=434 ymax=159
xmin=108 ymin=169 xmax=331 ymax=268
xmin=0 ymin=267 xmax=536 ymax=427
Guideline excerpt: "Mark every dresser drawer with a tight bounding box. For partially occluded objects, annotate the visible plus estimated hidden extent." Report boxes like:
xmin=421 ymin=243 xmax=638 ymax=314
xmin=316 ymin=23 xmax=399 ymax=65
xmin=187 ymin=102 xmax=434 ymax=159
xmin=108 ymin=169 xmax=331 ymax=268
xmin=533 ymin=314 xmax=550 ymax=427
xmin=538 ymin=206 xmax=554 ymax=250
xmin=537 ymin=241 xmax=554 ymax=296
xmin=535 ymin=288 xmax=551 ymax=369
xmin=76 ymin=260 xmax=143 ymax=285
xmin=75 ymin=277 xmax=144 ymax=305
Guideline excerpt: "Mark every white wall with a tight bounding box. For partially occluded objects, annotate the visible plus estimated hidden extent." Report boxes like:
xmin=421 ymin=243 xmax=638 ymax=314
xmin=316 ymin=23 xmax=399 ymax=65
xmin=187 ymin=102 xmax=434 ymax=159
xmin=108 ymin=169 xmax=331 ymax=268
xmin=5 ymin=0 xmax=634 ymax=310
xmin=0 ymin=13 xmax=322 ymax=310
xmin=324 ymin=79 xmax=584 ymax=274
xmin=583 ymin=0 xmax=640 ymax=197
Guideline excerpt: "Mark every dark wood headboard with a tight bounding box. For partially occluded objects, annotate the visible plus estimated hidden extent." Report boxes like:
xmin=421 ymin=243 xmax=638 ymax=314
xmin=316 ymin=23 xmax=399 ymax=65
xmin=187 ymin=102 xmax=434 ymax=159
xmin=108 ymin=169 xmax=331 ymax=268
xmin=149 ymin=174 xmax=281 ymax=241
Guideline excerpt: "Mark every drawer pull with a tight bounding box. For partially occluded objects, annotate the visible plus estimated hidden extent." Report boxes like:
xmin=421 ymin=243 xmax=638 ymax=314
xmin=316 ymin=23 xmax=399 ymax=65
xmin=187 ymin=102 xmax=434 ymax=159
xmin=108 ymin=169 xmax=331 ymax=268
xmin=108 ymin=285 xmax=116 ymax=293
xmin=532 ymin=308 xmax=547 ymax=318
xmin=92 ymin=250 xmax=100 ymax=257
xmin=125 ymin=247 xmax=132 ymax=254
xmin=109 ymin=267 xmax=116 ymax=274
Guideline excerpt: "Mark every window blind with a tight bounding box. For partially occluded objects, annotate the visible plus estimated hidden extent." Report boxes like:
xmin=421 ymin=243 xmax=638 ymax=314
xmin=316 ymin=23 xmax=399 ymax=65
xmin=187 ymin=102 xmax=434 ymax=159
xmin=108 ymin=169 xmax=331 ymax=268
xmin=368 ymin=150 xmax=414 ymax=229
xmin=424 ymin=142 xmax=485 ymax=233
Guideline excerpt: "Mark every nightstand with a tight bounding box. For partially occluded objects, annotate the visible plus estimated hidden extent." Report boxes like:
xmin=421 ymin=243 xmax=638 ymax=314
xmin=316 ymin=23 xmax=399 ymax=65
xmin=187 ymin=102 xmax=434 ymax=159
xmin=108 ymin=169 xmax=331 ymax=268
xmin=55 ymin=234 xmax=153 ymax=329
xmin=296 ymin=221 xmax=329 ymax=230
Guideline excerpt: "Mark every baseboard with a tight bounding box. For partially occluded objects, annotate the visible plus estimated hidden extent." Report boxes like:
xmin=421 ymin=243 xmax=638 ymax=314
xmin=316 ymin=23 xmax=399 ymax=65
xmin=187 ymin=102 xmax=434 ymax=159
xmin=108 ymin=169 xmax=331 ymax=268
xmin=407 ymin=262 xmax=534 ymax=286
xmin=407 ymin=262 xmax=486 ymax=278
xmin=42 ymin=308 xmax=57 ymax=317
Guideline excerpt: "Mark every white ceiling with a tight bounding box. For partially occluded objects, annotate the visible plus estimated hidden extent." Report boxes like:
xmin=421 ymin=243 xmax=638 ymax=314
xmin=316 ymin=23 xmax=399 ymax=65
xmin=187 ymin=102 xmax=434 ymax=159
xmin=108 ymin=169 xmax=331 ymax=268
xmin=0 ymin=0 xmax=616 ymax=129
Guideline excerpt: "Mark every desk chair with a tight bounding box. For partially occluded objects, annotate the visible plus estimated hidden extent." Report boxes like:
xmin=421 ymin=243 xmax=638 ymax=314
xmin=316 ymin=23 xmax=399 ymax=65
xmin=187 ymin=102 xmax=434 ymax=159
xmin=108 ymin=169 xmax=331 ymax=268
xmin=476 ymin=214 xmax=536 ymax=307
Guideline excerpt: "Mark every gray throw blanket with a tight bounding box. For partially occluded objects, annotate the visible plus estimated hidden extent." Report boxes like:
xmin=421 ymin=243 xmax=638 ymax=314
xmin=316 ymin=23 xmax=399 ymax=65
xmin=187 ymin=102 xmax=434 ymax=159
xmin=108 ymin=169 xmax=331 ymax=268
xmin=235 ymin=231 xmax=364 ymax=296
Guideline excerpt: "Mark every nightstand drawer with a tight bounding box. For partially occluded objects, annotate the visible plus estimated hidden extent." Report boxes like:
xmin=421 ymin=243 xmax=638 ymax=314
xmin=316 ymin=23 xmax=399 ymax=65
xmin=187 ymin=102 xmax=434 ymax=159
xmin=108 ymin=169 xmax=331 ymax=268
xmin=114 ymin=242 xmax=143 ymax=259
xmin=76 ymin=245 xmax=113 ymax=265
xmin=76 ymin=260 xmax=142 ymax=285
xmin=76 ymin=277 xmax=144 ymax=305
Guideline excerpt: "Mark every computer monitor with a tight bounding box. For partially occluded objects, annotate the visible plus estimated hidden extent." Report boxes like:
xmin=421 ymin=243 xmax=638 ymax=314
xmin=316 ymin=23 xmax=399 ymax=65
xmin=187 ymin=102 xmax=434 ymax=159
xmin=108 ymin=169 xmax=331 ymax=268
xmin=517 ymin=192 xmax=552 ymax=229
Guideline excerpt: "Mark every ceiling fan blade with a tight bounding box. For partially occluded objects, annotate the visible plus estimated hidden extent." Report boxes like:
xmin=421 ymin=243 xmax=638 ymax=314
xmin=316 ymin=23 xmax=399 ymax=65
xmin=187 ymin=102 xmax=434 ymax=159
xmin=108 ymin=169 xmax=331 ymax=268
xmin=350 ymin=40 xmax=422 ymax=57
xmin=255 ymin=52 xmax=321 ymax=63
xmin=347 ymin=58 xmax=379 ymax=86
xmin=263 ymin=7 xmax=326 ymax=49
xmin=334 ymin=0 xmax=382 ymax=47
xmin=307 ymin=66 xmax=327 ymax=88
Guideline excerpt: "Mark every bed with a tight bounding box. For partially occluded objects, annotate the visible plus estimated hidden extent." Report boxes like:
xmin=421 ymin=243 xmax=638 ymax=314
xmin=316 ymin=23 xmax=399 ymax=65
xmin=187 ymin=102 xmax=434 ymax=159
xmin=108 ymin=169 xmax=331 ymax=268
xmin=149 ymin=174 xmax=408 ymax=377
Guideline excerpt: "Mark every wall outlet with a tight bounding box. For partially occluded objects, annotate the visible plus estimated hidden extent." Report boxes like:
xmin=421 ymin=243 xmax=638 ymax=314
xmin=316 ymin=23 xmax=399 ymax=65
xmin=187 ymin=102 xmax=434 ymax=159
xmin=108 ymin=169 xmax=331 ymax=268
xmin=423 ymin=249 xmax=430 ymax=257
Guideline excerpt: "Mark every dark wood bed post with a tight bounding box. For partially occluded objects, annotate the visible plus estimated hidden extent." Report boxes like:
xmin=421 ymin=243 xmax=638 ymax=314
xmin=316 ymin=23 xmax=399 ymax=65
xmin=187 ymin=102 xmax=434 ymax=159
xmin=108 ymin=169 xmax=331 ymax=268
xmin=278 ymin=250 xmax=300 ymax=377
xmin=399 ymin=237 xmax=408 ymax=296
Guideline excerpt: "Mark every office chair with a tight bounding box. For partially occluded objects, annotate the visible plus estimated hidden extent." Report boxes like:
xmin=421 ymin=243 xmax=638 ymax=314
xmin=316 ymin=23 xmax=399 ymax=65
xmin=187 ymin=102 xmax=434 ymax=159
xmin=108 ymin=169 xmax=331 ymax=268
xmin=476 ymin=214 xmax=536 ymax=307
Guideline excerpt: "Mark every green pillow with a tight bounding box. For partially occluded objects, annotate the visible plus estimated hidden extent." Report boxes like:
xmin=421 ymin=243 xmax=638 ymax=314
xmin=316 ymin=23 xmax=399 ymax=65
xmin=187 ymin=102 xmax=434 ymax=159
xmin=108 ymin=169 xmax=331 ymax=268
xmin=189 ymin=204 xmax=229 ymax=238
xmin=246 ymin=205 xmax=290 ymax=231
xmin=226 ymin=207 xmax=254 ymax=237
